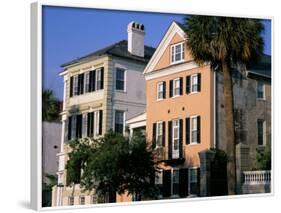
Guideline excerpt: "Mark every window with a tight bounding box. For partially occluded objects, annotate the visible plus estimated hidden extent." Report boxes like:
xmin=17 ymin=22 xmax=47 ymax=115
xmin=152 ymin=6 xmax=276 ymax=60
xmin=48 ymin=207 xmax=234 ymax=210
xmin=79 ymin=196 xmax=85 ymax=205
xmin=191 ymin=74 xmax=198 ymax=92
xmin=171 ymin=43 xmax=184 ymax=64
xmin=84 ymin=71 xmax=90 ymax=93
xmin=155 ymin=170 xmax=163 ymax=185
xmin=173 ymin=78 xmax=180 ymax=97
xmin=73 ymin=75 xmax=79 ymax=96
xmin=257 ymin=119 xmax=266 ymax=145
xmin=156 ymin=122 xmax=163 ymax=147
xmin=172 ymin=119 xmax=180 ymax=158
xmin=257 ymin=81 xmax=265 ymax=99
xmin=191 ymin=117 xmax=198 ymax=144
xmin=87 ymin=112 xmax=94 ymax=137
xmin=115 ymin=110 xmax=124 ymax=134
xmin=68 ymin=196 xmax=74 ymax=205
xmin=157 ymin=82 xmax=164 ymax=100
xmin=96 ymin=68 xmax=102 ymax=90
xmin=172 ymin=169 xmax=179 ymax=195
xmin=94 ymin=111 xmax=100 ymax=136
xmin=189 ymin=168 xmax=198 ymax=195
xmin=91 ymin=195 xmax=97 ymax=204
xmin=116 ymin=68 xmax=125 ymax=91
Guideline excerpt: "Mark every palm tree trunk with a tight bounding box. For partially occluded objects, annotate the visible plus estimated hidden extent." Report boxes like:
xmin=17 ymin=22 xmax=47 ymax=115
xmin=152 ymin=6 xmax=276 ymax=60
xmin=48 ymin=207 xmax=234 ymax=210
xmin=222 ymin=60 xmax=236 ymax=195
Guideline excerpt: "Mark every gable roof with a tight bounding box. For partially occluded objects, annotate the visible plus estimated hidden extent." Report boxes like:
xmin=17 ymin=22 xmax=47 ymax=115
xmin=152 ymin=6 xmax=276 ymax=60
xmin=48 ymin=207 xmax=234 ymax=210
xmin=143 ymin=21 xmax=186 ymax=74
xmin=61 ymin=40 xmax=155 ymax=68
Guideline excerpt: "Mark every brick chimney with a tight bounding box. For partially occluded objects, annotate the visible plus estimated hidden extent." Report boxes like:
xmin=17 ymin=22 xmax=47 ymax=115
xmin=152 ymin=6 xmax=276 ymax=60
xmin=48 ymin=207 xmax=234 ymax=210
xmin=127 ymin=21 xmax=145 ymax=57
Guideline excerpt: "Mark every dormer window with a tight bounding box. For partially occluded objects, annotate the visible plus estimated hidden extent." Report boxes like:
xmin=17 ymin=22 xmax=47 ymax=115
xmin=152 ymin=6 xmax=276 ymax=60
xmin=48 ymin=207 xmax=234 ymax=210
xmin=171 ymin=42 xmax=185 ymax=64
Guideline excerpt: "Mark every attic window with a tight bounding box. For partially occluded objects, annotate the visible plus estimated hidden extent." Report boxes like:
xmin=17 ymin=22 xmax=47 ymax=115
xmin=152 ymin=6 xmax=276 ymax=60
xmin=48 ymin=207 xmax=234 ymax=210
xmin=171 ymin=42 xmax=185 ymax=64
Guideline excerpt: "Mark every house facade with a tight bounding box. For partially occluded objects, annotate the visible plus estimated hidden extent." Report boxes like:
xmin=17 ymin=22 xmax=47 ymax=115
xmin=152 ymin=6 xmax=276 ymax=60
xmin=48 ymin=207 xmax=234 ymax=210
xmin=141 ymin=21 xmax=271 ymax=198
xmin=52 ymin=22 xmax=155 ymax=206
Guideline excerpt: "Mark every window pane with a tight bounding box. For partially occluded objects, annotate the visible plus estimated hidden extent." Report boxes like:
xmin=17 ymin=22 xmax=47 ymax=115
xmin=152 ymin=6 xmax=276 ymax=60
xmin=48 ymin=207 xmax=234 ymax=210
xmin=257 ymin=81 xmax=264 ymax=98
xmin=115 ymin=111 xmax=124 ymax=133
xmin=257 ymin=119 xmax=264 ymax=145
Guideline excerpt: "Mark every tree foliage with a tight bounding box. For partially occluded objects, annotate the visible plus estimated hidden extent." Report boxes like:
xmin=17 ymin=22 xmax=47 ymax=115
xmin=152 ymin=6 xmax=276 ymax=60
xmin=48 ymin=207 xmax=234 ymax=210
xmin=66 ymin=130 xmax=158 ymax=200
xmin=42 ymin=89 xmax=61 ymax=122
xmin=256 ymin=144 xmax=271 ymax=170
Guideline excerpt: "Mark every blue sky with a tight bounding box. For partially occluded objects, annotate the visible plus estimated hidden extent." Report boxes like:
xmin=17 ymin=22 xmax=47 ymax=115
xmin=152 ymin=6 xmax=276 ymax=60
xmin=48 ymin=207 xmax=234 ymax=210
xmin=42 ymin=6 xmax=271 ymax=100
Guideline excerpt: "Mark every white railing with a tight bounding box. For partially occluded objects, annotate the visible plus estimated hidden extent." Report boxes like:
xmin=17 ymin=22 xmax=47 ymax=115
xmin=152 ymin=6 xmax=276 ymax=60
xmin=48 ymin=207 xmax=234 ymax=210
xmin=243 ymin=170 xmax=271 ymax=185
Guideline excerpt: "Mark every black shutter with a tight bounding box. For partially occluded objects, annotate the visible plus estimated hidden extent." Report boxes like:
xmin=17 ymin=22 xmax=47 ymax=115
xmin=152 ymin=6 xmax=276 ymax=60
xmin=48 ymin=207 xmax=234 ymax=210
xmin=179 ymin=77 xmax=183 ymax=95
xmin=163 ymin=81 xmax=166 ymax=99
xmin=198 ymin=73 xmax=201 ymax=92
xmin=67 ymin=116 xmax=72 ymax=140
xmin=197 ymin=116 xmax=201 ymax=144
xmin=162 ymin=170 xmax=171 ymax=197
xmin=78 ymin=73 xmax=84 ymax=95
xmin=179 ymin=119 xmax=183 ymax=158
xmin=87 ymin=112 xmax=94 ymax=137
xmin=152 ymin=123 xmax=157 ymax=149
xmin=186 ymin=117 xmax=190 ymax=144
xmin=169 ymin=80 xmax=173 ymax=97
xmin=92 ymin=112 xmax=95 ymax=136
xmin=76 ymin=114 xmax=82 ymax=138
xmin=90 ymin=70 xmax=96 ymax=92
xmin=162 ymin=121 xmax=166 ymax=147
xmin=186 ymin=76 xmax=190 ymax=94
xmin=197 ymin=168 xmax=200 ymax=196
xmin=179 ymin=168 xmax=189 ymax=197
xmin=168 ymin=121 xmax=172 ymax=159
xmin=99 ymin=110 xmax=103 ymax=135
xmin=100 ymin=67 xmax=104 ymax=90
xmin=70 ymin=77 xmax=73 ymax=97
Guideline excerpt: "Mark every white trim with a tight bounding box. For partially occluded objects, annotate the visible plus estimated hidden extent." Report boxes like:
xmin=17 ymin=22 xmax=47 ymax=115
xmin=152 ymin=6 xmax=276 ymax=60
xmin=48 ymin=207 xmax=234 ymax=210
xmin=145 ymin=61 xmax=199 ymax=81
xmin=143 ymin=22 xmax=186 ymax=74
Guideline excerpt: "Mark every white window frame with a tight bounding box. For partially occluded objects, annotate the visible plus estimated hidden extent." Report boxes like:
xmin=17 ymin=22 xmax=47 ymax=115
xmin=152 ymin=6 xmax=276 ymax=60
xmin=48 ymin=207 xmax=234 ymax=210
xmin=173 ymin=78 xmax=181 ymax=98
xmin=257 ymin=119 xmax=266 ymax=146
xmin=115 ymin=68 xmax=126 ymax=92
xmin=79 ymin=196 xmax=85 ymax=205
xmin=172 ymin=119 xmax=180 ymax=159
xmin=94 ymin=111 xmax=100 ymax=137
xmin=84 ymin=71 xmax=90 ymax=93
xmin=156 ymin=121 xmax=163 ymax=147
xmin=114 ymin=110 xmax=125 ymax=135
xmin=190 ymin=115 xmax=199 ymax=144
xmin=171 ymin=42 xmax=185 ymax=64
xmin=257 ymin=81 xmax=265 ymax=100
xmin=73 ymin=75 xmax=79 ymax=96
xmin=157 ymin=81 xmax=164 ymax=100
xmin=188 ymin=167 xmax=198 ymax=195
xmin=96 ymin=68 xmax=102 ymax=90
xmin=82 ymin=113 xmax=88 ymax=138
xmin=191 ymin=73 xmax=199 ymax=93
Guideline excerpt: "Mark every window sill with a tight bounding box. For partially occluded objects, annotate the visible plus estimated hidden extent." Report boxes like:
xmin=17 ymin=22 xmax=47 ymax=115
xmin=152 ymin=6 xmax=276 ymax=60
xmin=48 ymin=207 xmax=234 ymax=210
xmin=115 ymin=89 xmax=127 ymax=93
xmin=170 ymin=60 xmax=185 ymax=65
xmin=257 ymin=97 xmax=266 ymax=101
xmin=189 ymin=91 xmax=199 ymax=95
xmin=156 ymin=98 xmax=164 ymax=102
xmin=171 ymin=94 xmax=181 ymax=99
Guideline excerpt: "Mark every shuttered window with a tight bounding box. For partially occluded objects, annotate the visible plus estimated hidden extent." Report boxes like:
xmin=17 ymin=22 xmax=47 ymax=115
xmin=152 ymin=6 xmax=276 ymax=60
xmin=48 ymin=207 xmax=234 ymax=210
xmin=172 ymin=119 xmax=180 ymax=159
xmin=115 ymin=110 xmax=124 ymax=134
xmin=157 ymin=81 xmax=164 ymax=100
xmin=190 ymin=116 xmax=201 ymax=144
xmin=173 ymin=78 xmax=180 ymax=97
xmin=156 ymin=121 xmax=163 ymax=147
xmin=73 ymin=75 xmax=79 ymax=96
xmin=96 ymin=68 xmax=102 ymax=90
xmin=84 ymin=71 xmax=90 ymax=93
xmin=172 ymin=169 xmax=180 ymax=195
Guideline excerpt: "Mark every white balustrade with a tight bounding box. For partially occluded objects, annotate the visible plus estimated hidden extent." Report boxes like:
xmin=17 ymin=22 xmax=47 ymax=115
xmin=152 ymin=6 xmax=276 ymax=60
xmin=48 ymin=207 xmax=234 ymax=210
xmin=243 ymin=170 xmax=271 ymax=185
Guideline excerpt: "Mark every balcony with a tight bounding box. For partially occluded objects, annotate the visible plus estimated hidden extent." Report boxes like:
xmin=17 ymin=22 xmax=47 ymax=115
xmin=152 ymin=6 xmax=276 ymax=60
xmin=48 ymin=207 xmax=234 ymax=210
xmin=154 ymin=146 xmax=185 ymax=165
xmin=242 ymin=170 xmax=271 ymax=194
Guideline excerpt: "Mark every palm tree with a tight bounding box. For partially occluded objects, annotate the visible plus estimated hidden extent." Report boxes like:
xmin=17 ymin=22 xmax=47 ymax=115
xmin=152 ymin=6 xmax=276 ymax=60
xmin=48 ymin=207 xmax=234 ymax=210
xmin=184 ymin=16 xmax=264 ymax=195
xmin=42 ymin=89 xmax=61 ymax=121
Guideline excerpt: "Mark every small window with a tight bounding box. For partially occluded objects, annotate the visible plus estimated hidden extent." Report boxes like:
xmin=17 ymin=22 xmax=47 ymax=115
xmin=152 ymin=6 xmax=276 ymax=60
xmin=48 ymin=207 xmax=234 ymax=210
xmin=69 ymin=196 xmax=74 ymax=205
xmin=257 ymin=119 xmax=266 ymax=145
xmin=189 ymin=168 xmax=198 ymax=195
xmin=191 ymin=117 xmax=198 ymax=144
xmin=171 ymin=43 xmax=184 ymax=64
xmin=257 ymin=81 xmax=265 ymax=99
xmin=116 ymin=68 xmax=125 ymax=91
xmin=156 ymin=122 xmax=163 ymax=147
xmin=91 ymin=195 xmax=97 ymax=204
xmin=191 ymin=74 xmax=198 ymax=92
xmin=157 ymin=82 xmax=164 ymax=100
xmin=115 ymin=110 xmax=124 ymax=134
xmin=79 ymin=196 xmax=85 ymax=205
xmin=173 ymin=78 xmax=180 ymax=97
xmin=172 ymin=169 xmax=179 ymax=195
